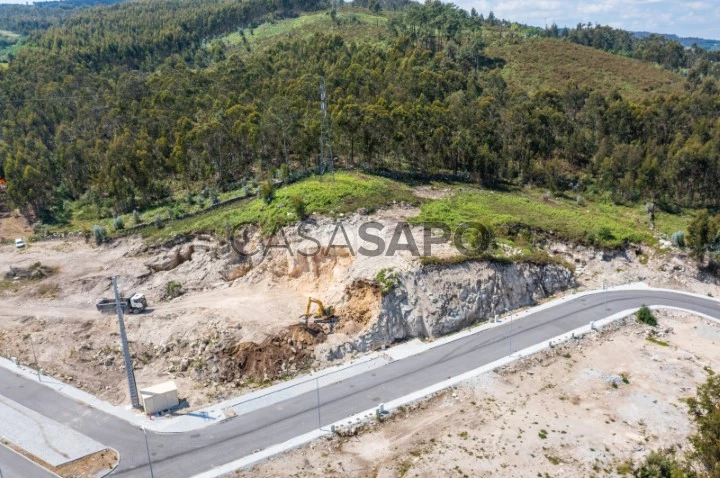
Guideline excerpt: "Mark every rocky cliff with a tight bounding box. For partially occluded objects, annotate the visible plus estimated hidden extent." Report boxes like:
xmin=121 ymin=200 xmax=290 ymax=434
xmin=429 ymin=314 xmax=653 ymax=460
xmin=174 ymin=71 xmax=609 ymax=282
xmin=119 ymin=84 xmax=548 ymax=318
xmin=327 ymin=260 xmax=576 ymax=359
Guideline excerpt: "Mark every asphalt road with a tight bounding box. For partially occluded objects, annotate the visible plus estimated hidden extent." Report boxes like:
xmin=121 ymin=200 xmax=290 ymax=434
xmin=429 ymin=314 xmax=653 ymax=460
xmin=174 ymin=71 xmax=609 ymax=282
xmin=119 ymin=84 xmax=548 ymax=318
xmin=0 ymin=289 xmax=718 ymax=477
xmin=0 ymin=444 xmax=57 ymax=478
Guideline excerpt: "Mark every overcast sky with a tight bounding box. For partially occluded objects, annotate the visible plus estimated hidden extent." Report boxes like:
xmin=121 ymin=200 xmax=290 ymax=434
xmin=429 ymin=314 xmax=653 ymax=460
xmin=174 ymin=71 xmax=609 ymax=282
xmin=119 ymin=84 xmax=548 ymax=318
xmin=0 ymin=0 xmax=718 ymax=40
xmin=453 ymin=0 xmax=720 ymax=39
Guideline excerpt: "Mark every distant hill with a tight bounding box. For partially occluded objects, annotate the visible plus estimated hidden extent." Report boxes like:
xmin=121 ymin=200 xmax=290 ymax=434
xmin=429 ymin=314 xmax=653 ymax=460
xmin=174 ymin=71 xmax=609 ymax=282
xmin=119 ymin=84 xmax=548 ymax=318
xmin=486 ymin=35 xmax=683 ymax=101
xmin=633 ymin=31 xmax=720 ymax=50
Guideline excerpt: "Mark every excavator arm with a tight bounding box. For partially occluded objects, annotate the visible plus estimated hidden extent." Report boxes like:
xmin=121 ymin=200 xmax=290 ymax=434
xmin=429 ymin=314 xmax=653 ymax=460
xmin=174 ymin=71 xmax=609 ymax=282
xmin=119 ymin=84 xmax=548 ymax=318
xmin=300 ymin=297 xmax=337 ymax=332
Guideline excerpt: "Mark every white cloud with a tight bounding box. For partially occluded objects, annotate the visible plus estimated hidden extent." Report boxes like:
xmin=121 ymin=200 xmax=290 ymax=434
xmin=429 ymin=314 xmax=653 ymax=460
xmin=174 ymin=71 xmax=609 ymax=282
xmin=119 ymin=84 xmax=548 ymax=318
xmin=451 ymin=0 xmax=720 ymax=38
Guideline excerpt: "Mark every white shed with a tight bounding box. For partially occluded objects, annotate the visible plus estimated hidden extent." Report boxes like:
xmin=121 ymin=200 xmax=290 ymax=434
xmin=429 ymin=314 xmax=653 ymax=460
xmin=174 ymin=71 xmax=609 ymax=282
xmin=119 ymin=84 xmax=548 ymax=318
xmin=139 ymin=381 xmax=179 ymax=415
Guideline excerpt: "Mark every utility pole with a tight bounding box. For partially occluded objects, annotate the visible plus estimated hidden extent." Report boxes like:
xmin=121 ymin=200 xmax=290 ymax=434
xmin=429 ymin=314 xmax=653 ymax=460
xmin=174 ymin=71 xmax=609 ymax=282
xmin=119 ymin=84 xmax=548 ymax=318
xmin=319 ymin=76 xmax=334 ymax=179
xmin=27 ymin=333 xmax=40 ymax=381
xmin=113 ymin=276 xmax=140 ymax=409
xmin=142 ymin=427 xmax=155 ymax=478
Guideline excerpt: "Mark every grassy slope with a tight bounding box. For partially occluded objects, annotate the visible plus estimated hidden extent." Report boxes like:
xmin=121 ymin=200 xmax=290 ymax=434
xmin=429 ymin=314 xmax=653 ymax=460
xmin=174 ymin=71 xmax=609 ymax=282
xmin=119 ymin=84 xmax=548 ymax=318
xmin=412 ymin=186 xmax=691 ymax=248
xmin=143 ymin=172 xmax=415 ymax=241
xmin=222 ymin=9 xmax=389 ymax=55
xmin=486 ymin=36 xmax=683 ymax=101
xmin=49 ymin=170 xmax=691 ymax=251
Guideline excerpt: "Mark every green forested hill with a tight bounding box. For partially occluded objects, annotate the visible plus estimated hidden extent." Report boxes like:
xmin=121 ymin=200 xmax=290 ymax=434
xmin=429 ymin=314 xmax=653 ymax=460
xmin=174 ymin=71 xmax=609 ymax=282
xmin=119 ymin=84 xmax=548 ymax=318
xmin=0 ymin=0 xmax=719 ymax=226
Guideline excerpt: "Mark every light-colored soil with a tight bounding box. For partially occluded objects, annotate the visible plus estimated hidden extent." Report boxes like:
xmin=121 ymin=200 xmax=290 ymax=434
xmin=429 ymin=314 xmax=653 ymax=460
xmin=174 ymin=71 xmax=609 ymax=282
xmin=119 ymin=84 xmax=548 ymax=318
xmin=0 ymin=207 xmax=423 ymax=407
xmin=239 ymin=310 xmax=720 ymax=477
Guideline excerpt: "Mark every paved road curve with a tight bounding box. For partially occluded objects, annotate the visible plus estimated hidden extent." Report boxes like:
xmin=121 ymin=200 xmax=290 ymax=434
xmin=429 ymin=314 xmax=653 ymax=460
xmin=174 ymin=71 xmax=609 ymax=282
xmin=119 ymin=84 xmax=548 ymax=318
xmin=1 ymin=289 xmax=718 ymax=477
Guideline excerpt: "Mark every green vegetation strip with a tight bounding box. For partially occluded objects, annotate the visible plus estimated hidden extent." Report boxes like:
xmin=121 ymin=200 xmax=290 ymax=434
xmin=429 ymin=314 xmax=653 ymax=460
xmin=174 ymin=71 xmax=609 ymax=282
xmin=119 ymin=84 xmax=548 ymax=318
xmin=144 ymin=172 xmax=415 ymax=241
xmin=411 ymin=188 xmax=690 ymax=248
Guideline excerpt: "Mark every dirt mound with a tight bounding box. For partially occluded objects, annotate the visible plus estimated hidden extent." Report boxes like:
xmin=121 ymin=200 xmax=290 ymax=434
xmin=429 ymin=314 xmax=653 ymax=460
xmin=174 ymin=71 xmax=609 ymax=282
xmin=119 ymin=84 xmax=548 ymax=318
xmin=216 ymin=324 xmax=327 ymax=382
xmin=5 ymin=262 xmax=56 ymax=280
xmin=336 ymin=279 xmax=382 ymax=335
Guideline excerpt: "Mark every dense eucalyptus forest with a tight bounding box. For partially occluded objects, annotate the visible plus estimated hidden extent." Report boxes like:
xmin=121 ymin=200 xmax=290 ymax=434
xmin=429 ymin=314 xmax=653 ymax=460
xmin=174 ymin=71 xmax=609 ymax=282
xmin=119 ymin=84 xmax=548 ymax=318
xmin=0 ymin=0 xmax=719 ymax=222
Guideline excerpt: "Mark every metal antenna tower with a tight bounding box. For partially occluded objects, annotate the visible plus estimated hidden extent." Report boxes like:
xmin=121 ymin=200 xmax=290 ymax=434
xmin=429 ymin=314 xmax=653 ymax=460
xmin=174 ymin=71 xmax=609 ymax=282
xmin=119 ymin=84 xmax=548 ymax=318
xmin=319 ymin=76 xmax=334 ymax=178
xmin=113 ymin=276 xmax=140 ymax=408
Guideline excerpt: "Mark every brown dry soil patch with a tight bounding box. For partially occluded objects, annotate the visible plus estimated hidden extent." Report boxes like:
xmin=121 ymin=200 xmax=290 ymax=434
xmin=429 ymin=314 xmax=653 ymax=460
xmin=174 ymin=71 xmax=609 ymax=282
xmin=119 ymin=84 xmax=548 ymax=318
xmin=216 ymin=324 xmax=327 ymax=383
xmin=335 ymin=279 xmax=381 ymax=335
xmin=0 ymin=214 xmax=32 ymax=240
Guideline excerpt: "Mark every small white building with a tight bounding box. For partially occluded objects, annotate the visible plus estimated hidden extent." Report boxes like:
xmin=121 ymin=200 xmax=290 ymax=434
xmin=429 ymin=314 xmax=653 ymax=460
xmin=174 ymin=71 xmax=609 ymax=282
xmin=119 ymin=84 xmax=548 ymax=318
xmin=139 ymin=381 xmax=179 ymax=415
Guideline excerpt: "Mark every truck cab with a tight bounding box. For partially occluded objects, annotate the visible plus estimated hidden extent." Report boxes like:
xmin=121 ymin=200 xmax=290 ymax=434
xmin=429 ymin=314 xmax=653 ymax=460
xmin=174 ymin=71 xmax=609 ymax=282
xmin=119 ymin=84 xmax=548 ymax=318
xmin=129 ymin=293 xmax=148 ymax=313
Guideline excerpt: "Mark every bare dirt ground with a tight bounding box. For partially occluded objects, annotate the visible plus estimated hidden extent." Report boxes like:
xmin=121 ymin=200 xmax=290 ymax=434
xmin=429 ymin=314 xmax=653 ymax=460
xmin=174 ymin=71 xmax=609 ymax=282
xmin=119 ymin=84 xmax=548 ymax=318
xmin=0 ymin=207 xmax=425 ymax=407
xmin=238 ymin=310 xmax=720 ymax=477
xmin=0 ymin=211 xmax=32 ymax=240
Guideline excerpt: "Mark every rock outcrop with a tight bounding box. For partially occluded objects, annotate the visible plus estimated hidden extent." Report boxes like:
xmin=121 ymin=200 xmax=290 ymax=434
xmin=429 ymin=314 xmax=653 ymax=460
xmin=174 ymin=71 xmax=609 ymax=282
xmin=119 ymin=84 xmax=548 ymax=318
xmin=327 ymin=260 xmax=575 ymax=359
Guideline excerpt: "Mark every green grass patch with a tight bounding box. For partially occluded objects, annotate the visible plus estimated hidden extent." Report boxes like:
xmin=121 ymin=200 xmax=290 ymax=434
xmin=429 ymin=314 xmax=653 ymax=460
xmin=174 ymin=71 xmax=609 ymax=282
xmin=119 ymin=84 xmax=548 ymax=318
xmin=546 ymin=455 xmax=562 ymax=465
xmin=144 ymin=171 xmax=415 ymax=241
xmin=410 ymin=187 xmax=689 ymax=248
xmin=646 ymin=336 xmax=670 ymax=347
xmin=221 ymin=9 xmax=389 ymax=55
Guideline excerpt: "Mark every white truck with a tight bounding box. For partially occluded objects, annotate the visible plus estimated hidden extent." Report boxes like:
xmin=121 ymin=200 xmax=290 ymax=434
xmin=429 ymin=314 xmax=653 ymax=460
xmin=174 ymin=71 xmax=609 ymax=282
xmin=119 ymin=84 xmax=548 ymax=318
xmin=96 ymin=293 xmax=148 ymax=314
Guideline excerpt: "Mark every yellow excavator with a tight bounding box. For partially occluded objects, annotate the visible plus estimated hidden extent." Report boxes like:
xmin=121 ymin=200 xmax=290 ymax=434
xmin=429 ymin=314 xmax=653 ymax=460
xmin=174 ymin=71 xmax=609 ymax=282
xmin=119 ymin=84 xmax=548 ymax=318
xmin=300 ymin=297 xmax=338 ymax=333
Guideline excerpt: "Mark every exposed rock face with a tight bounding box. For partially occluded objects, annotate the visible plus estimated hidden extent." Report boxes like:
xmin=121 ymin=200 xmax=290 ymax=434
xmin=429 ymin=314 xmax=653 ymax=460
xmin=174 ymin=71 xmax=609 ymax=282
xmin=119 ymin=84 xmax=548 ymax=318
xmin=327 ymin=261 xmax=576 ymax=359
xmin=145 ymin=244 xmax=194 ymax=272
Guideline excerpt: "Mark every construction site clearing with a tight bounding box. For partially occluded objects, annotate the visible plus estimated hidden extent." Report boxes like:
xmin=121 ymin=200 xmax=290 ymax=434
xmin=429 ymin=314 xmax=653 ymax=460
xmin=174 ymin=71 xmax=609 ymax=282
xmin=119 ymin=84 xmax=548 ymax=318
xmin=0 ymin=198 xmax=718 ymax=415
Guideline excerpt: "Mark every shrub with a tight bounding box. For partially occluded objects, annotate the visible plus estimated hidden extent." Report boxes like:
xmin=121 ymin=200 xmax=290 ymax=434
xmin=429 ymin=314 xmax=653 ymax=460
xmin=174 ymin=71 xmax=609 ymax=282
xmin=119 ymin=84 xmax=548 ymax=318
xmin=113 ymin=216 xmax=125 ymax=231
xmin=153 ymin=215 xmax=163 ymax=229
xmin=92 ymin=225 xmax=107 ymax=245
xmin=164 ymin=281 xmax=184 ymax=299
xmin=133 ymin=209 xmax=141 ymax=225
xmin=636 ymin=305 xmax=657 ymax=327
xmin=671 ymin=230 xmax=685 ymax=248
xmin=259 ymin=181 xmax=275 ymax=203
xmin=597 ymin=226 xmax=615 ymax=242
xmin=375 ymin=268 xmax=400 ymax=294
xmin=632 ymin=448 xmax=687 ymax=478
xmin=291 ymin=195 xmax=307 ymax=219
